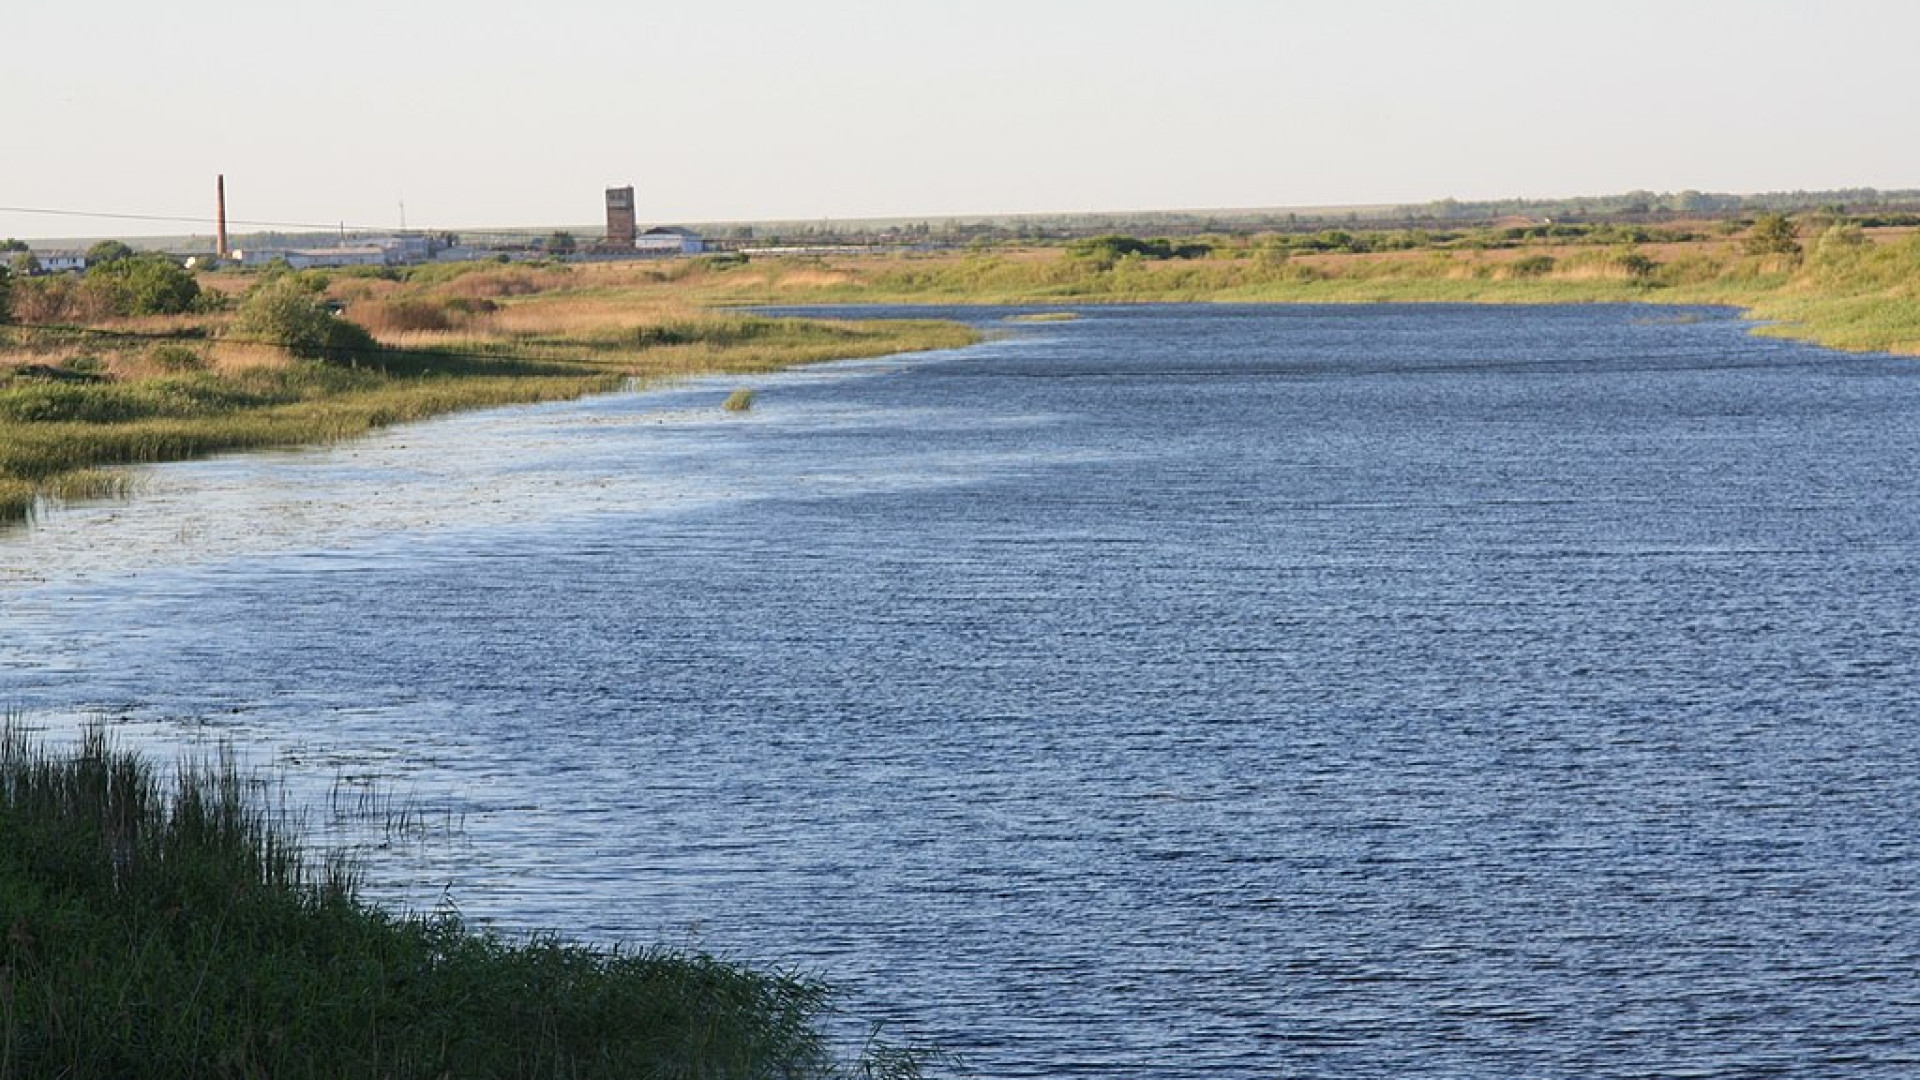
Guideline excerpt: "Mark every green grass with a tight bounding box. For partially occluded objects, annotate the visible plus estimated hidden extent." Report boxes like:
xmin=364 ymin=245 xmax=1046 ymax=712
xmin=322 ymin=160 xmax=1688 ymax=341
xmin=723 ymin=388 xmax=756 ymax=412
xmin=0 ymin=722 xmax=939 ymax=1080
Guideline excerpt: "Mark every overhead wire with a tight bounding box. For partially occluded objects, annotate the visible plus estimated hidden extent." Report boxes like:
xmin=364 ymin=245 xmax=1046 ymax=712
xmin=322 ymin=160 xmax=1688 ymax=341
xmin=0 ymin=204 xmax=427 ymax=235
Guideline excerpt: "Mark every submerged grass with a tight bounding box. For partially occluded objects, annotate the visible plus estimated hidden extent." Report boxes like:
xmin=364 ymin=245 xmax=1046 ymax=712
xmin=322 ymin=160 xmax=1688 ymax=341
xmin=0 ymin=299 xmax=978 ymax=524
xmin=0 ymin=722 xmax=938 ymax=1080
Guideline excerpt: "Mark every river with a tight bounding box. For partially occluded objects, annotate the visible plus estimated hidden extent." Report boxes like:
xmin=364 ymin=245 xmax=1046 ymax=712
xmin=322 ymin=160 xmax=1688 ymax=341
xmin=5 ymin=304 xmax=1919 ymax=1078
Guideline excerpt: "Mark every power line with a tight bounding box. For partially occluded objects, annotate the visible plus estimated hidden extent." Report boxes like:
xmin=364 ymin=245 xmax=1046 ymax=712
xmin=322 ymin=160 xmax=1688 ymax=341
xmin=0 ymin=204 xmax=414 ymax=234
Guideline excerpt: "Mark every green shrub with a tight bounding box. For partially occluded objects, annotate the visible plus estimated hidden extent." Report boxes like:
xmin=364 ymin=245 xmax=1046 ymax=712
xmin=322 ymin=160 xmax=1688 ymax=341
xmin=234 ymin=277 xmax=377 ymax=361
xmin=85 ymin=255 xmax=201 ymax=316
xmin=1745 ymin=213 xmax=1802 ymax=257
xmin=1507 ymin=254 xmax=1556 ymax=279
xmin=149 ymin=344 xmax=207 ymax=372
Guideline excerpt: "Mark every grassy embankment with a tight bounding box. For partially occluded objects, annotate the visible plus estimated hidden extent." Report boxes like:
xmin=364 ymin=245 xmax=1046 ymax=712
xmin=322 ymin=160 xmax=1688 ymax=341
xmin=678 ymin=220 xmax=1920 ymax=356
xmin=0 ymin=723 xmax=933 ymax=1079
xmin=0 ymin=260 xmax=977 ymax=522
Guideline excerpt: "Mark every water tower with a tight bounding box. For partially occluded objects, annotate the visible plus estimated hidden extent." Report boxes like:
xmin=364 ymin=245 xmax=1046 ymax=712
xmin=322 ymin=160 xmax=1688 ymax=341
xmin=605 ymin=186 xmax=636 ymax=248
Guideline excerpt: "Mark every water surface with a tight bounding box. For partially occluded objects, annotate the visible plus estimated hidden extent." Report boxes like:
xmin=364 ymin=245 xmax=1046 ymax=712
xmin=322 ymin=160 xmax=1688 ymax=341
xmin=6 ymin=304 xmax=1920 ymax=1078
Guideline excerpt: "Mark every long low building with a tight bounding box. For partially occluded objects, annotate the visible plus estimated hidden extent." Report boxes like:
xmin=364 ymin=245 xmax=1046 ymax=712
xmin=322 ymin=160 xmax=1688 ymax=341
xmin=231 ymin=234 xmax=441 ymax=270
xmin=233 ymin=246 xmax=387 ymax=270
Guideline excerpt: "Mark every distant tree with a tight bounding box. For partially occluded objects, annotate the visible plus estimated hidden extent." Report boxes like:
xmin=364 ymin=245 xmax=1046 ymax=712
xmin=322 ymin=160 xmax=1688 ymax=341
xmin=1067 ymin=235 xmax=1180 ymax=261
xmin=85 ymin=239 xmax=136 ymax=266
xmin=1745 ymin=213 xmax=1802 ymax=257
xmin=0 ymin=265 xmax=12 ymax=325
xmin=0 ymin=238 xmax=28 ymax=253
xmin=8 ymin=250 xmax=38 ymax=277
xmin=547 ymin=230 xmax=577 ymax=255
xmin=86 ymin=255 xmax=200 ymax=316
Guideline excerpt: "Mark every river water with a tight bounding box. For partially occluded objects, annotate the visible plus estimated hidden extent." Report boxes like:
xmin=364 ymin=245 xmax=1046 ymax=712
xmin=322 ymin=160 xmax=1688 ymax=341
xmin=4 ymin=304 xmax=1919 ymax=1078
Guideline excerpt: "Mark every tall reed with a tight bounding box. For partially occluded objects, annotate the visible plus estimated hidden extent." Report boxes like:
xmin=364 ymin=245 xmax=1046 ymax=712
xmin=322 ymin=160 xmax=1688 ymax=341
xmin=0 ymin=722 xmax=940 ymax=1079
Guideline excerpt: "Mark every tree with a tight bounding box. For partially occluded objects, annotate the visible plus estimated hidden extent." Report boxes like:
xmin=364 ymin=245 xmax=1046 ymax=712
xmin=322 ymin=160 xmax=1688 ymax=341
xmin=233 ymin=275 xmax=375 ymax=360
xmin=86 ymin=255 xmax=200 ymax=316
xmin=0 ymin=265 xmax=12 ymax=325
xmin=546 ymin=230 xmax=577 ymax=255
xmin=85 ymin=239 xmax=136 ymax=266
xmin=1745 ymin=213 xmax=1802 ymax=257
xmin=8 ymin=250 xmax=38 ymax=277
xmin=0 ymin=238 xmax=28 ymax=253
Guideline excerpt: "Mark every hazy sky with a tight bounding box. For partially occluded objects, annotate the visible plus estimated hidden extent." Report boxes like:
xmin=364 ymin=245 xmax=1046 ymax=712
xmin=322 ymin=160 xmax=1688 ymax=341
xmin=9 ymin=0 xmax=1919 ymax=239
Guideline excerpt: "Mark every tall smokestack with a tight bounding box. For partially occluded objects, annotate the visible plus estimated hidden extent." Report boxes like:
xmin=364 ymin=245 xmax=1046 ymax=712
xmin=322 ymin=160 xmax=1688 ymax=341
xmin=216 ymin=175 xmax=230 ymax=258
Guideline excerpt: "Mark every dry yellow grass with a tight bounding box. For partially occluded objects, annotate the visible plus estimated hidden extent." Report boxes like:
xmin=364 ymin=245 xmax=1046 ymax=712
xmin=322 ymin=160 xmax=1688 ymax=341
xmin=205 ymin=341 xmax=295 ymax=373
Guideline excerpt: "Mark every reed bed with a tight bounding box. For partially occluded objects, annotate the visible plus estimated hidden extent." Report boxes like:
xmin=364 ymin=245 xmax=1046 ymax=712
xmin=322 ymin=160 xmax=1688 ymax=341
xmin=0 ymin=722 xmax=933 ymax=1079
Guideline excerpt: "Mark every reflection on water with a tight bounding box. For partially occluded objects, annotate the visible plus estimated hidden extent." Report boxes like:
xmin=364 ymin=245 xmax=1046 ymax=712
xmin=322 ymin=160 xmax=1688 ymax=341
xmin=6 ymin=305 xmax=1920 ymax=1079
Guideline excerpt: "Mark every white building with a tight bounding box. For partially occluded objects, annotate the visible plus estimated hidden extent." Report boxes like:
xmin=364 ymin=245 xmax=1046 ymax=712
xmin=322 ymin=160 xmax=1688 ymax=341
xmin=635 ymin=227 xmax=705 ymax=255
xmin=19 ymin=250 xmax=88 ymax=273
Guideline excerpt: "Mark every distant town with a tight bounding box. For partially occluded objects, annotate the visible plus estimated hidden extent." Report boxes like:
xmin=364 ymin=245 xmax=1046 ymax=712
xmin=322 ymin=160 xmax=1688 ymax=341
xmin=8 ymin=180 xmax=1920 ymax=278
xmin=5 ymin=182 xmax=714 ymax=276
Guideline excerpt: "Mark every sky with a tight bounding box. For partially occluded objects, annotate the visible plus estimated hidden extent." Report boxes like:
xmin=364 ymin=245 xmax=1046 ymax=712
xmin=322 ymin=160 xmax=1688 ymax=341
xmin=8 ymin=0 xmax=1920 ymax=240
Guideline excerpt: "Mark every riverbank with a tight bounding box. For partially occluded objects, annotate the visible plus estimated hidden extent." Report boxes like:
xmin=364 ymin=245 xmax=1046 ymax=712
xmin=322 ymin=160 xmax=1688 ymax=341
xmin=675 ymin=221 xmax=1920 ymax=357
xmin=0 ymin=261 xmax=978 ymax=522
xmin=0 ymin=723 xmax=931 ymax=1079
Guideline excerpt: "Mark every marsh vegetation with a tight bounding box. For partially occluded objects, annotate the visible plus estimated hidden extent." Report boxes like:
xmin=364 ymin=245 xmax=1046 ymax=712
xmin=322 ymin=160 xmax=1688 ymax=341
xmin=0 ymin=723 xmax=936 ymax=1079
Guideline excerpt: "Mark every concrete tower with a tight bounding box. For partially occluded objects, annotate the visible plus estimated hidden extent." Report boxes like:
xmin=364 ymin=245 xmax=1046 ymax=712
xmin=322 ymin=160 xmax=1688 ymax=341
xmin=605 ymin=186 xmax=636 ymax=248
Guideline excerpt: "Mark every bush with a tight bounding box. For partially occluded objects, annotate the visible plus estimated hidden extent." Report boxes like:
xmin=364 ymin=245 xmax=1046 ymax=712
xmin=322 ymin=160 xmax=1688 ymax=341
xmin=85 ymin=255 xmax=201 ymax=316
xmin=8 ymin=274 xmax=110 ymax=324
xmin=1507 ymin=254 xmax=1557 ymax=279
xmin=148 ymin=344 xmax=206 ymax=372
xmin=0 ymin=265 xmax=11 ymax=325
xmin=234 ymin=276 xmax=377 ymax=361
xmin=1745 ymin=213 xmax=1802 ymax=257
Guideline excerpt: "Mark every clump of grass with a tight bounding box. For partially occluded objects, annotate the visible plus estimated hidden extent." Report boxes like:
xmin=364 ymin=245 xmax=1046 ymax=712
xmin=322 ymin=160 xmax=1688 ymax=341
xmin=0 ymin=722 xmax=940 ymax=1080
xmin=39 ymin=468 xmax=135 ymax=503
xmin=1004 ymin=311 xmax=1080 ymax=323
xmin=723 ymin=387 xmax=756 ymax=412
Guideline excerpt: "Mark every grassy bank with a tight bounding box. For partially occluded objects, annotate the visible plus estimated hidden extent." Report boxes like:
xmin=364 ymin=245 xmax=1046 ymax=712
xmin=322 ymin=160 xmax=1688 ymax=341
xmin=1 ymin=264 xmax=978 ymax=522
xmin=0 ymin=723 xmax=933 ymax=1079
